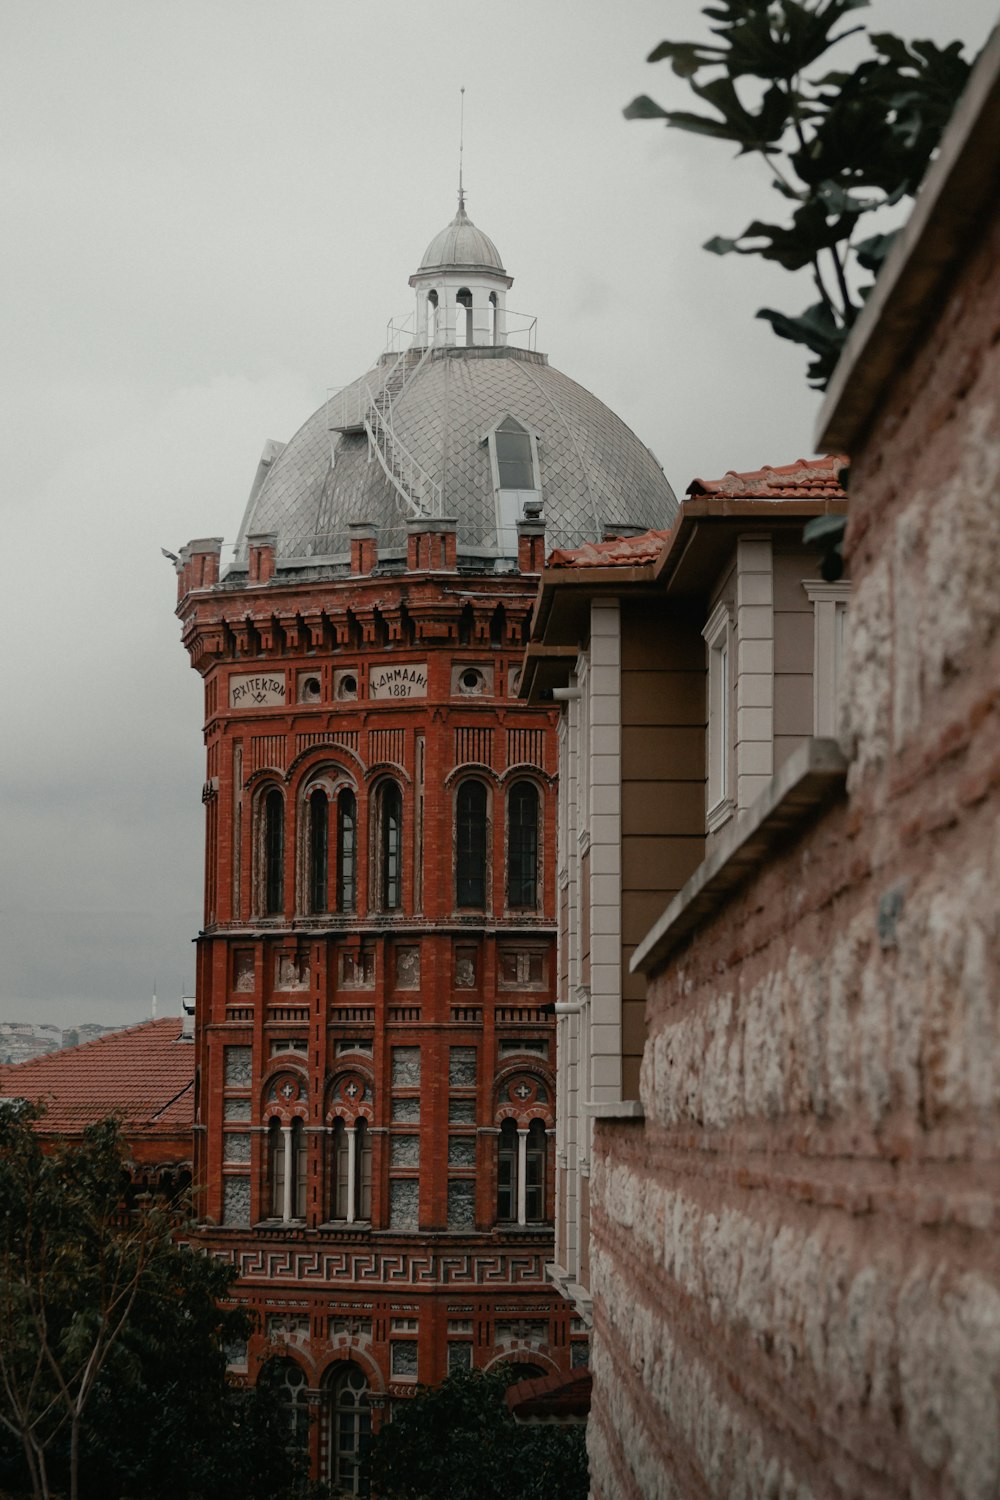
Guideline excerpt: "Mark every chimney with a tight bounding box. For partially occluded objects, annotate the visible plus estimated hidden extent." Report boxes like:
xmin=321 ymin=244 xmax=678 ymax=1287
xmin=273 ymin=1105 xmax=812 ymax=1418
xmin=247 ymin=532 xmax=277 ymax=584
xmin=406 ymin=517 xmax=458 ymax=572
xmin=516 ymin=503 xmax=546 ymax=574
xmin=349 ymin=521 xmax=379 ymax=576
xmin=176 ymin=537 xmax=224 ymax=601
xmin=180 ymin=996 xmax=195 ymax=1041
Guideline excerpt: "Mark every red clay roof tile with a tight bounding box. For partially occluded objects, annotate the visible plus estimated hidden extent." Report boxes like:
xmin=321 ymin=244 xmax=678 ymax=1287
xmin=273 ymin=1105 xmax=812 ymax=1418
xmin=547 ymin=528 xmax=673 ymax=570
xmin=0 ymin=1017 xmax=194 ymax=1137
xmin=685 ymin=454 xmax=848 ymax=499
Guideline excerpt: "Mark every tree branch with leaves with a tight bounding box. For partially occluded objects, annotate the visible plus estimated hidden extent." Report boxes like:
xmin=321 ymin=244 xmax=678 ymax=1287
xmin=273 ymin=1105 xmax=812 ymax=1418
xmin=625 ymin=0 xmax=974 ymax=388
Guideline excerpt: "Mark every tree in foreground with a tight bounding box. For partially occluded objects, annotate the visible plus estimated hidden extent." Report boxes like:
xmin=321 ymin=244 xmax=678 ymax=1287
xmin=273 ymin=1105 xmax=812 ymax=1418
xmin=366 ymin=1367 xmax=587 ymax=1500
xmin=0 ymin=1104 xmax=309 ymax=1500
xmin=626 ymin=0 xmax=975 ymax=388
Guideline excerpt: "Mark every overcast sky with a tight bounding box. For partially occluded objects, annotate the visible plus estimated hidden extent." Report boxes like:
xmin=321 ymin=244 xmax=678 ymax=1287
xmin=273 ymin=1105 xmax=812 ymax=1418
xmin=2 ymin=0 xmax=996 ymax=1029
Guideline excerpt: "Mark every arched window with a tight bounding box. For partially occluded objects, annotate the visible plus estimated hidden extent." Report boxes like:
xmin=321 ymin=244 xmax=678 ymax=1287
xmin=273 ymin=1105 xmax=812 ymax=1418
xmin=329 ymin=1117 xmax=372 ymax=1223
xmin=267 ymin=1116 xmax=306 ymax=1222
xmin=507 ymin=781 xmax=539 ymax=909
xmin=309 ymin=788 xmax=328 ymax=914
xmin=456 ymin=781 xmax=487 ymax=909
xmin=262 ymin=1357 xmax=310 ymax=1454
xmin=456 ymin=286 xmax=472 ymax=347
xmin=376 ymin=782 xmax=403 ymax=911
xmin=426 ymin=289 xmax=438 ymax=346
xmin=525 ymin=1119 xmax=547 ymax=1222
xmin=338 ymin=789 xmax=357 ymax=912
xmin=496 ymin=1116 xmax=547 ymax=1225
xmin=497 ymin=1119 xmax=518 ymax=1223
xmin=325 ymin=1363 xmax=371 ymax=1496
xmin=489 ymin=291 xmax=498 ymax=345
xmin=264 ymin=788 xmax=284 ymax=915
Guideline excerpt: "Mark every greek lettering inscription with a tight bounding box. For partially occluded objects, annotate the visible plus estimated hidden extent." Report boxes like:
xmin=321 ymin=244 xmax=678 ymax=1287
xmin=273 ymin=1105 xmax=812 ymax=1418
xmin=369 ymin=664 xmax=428 ymax=700
xmin=230 ymin=673 xmax=286 ymax=709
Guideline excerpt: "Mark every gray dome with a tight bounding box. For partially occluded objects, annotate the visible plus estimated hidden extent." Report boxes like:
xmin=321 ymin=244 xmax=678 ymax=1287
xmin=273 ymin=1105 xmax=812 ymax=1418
xmin=418 ymin=205 xmax=506 ymax=275
xmin=237 ymin=345 xmax=677 ymax=562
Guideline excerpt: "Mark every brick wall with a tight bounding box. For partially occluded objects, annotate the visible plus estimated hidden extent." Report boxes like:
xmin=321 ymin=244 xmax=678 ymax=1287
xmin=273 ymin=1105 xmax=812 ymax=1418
xmin=587 ymin=121 xmax=1000 ymax=1500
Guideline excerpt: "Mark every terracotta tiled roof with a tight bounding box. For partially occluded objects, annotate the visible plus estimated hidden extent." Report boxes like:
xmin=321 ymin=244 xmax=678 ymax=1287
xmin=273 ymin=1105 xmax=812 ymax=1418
xmin=0 ymin=1018 xmax=194 ymax=1138
xmin=547 ymin=528 xmax=673 ymax=570
xmin=506 ymin=1367 xmax=592 ymax=1423
xmin=685 ymin=454 xmax=848 ymax=499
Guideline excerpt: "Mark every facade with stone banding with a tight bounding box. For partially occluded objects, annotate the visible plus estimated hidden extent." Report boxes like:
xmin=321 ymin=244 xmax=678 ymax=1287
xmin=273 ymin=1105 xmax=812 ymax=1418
xmin=581 ymin=34 xmax=1000 ymax=1500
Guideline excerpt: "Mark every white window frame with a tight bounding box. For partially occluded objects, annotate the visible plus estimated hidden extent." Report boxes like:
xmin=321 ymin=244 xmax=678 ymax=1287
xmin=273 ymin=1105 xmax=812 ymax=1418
xmin=483 ymin=416 xmax=542 ymax=556
xmin=803 ymin=580 xmax=851 ymax=738
xmin=703 ymin=600 xmax=734 ymax=833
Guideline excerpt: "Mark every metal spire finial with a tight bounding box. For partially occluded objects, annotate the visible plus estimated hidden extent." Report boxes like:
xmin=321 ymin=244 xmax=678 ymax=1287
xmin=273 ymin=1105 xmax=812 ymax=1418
xmin=458 ymin=86 xmax=466 ymax=213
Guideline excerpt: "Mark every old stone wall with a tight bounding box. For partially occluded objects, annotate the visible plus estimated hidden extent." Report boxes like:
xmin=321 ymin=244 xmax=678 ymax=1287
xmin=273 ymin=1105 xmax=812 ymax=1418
xmin=588 ymin=194 xmax=1000 ymax=1495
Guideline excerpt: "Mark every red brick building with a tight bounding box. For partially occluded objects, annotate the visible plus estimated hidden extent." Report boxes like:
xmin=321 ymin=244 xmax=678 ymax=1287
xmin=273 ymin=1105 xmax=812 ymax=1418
xmin=173 ymin=199 xmax=677 ymax=1488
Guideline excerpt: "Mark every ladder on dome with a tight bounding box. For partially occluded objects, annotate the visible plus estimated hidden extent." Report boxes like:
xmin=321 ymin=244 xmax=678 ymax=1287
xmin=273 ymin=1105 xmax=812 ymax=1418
xmin=363 ymin=341 xmax=442 ymax=520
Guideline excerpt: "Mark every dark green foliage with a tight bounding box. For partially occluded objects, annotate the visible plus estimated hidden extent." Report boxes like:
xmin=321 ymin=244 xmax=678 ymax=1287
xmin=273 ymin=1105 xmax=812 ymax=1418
xmin=625 ymin=1 xmax=975 ymax=387
xmin=366 ymin=1367 xmax=588 ymax=1500
xmin=0 ymin=1105 xmax=305 ymax=1500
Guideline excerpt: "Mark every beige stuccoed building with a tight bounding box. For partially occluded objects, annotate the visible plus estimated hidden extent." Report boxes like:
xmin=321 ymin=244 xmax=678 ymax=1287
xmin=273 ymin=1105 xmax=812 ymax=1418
xmin=520 ymin=458 xmax=849 ymax=1331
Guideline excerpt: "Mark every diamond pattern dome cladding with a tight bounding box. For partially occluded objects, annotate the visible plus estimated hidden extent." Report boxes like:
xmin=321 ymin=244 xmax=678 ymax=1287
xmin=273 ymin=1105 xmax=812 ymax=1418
xmin=238 ymin=346 xmax=677 ymax=561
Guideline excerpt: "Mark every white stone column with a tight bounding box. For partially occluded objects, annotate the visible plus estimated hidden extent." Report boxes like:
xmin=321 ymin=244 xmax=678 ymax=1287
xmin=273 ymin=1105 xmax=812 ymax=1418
xmin=346 ymin=1125 xmax=357 ymax=1225
xmin=517 ymin=1128 xmax=529 ymax=1225
xmin=281 ymin=1125 xmax=293 ymax=1224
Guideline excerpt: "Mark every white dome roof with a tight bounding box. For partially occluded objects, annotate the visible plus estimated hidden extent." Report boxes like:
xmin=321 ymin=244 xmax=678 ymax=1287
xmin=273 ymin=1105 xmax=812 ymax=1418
xmin=236 ymin=345 xmax=677 ymax=563
xmin=418 ymin=203 xmax=506 ymax=275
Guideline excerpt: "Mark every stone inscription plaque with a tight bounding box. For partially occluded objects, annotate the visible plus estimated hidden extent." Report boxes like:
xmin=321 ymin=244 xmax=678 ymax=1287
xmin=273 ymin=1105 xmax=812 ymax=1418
xmin=230 ymin=672 xmax=286 ymax=708
xmin=369 ymin=664 xmax=427 ymax=700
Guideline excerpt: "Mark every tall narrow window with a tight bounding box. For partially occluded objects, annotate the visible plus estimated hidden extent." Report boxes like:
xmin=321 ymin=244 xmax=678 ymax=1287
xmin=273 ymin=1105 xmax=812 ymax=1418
xmin=309 ymin=788 xmax=328 ymax=913
xmin=264 ymin=1357 xmax=310 ymax=1455
xmin=292 ymin=1118 xmax=306 ymax=1220
xmin=703 ymin=601 xmax=733 ymax=833
xmin=325 ymin=1363 xmax=371 ymax=1497
xmin=268 ymin=1118 xmax=284 ymax=1219
xmin=329 ymin=1118 xmax=371 ymax=1222
xmin=507 ymin=781 xmax=539 ymax=909
xmin=338 ymin=789 xmax=357 ymax=912
xmin=264 ymin=789 xmax=284 ymax=915
xmin=331 ymin=1118 xmax=348 ymax=1220
xmin=497 ymin=1120 xmax=518 ymax=1223
xmin=524 ymin=1119 xmax=547 ymax=1222
xmin=356 ymin=1119 xmax=372 ymax=1220
xmin=378 ymin=782 xmax=403 ymax=911
xmin=494 ymin=418 xmax=535 ymax=490
xmin=456 ymin=781 xmax=487 ymax=909
xmin=489 ymin=291 xmax=498 ymax=345
xmin=426 ymin=290 xmax=438 ymax=346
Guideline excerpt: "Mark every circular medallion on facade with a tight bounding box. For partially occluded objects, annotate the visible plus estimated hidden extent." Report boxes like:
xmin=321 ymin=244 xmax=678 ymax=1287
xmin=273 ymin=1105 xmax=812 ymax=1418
xmin=339 ymin=1073 xmax=366 ymax=1105
xmin=509 ymin=1077 xmax=537 ymax=1107
xmin=272 ymin=1073 xmax=302 ymax=1105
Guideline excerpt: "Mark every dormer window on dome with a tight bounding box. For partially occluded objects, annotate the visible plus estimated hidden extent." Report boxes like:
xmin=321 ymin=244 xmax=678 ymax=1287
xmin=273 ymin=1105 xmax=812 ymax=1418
xmin=485 ymin=416 xmax=541 ymax=556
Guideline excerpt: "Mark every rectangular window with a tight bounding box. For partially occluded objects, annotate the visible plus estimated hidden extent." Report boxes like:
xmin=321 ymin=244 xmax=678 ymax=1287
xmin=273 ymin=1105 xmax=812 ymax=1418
xmin=703 ymin=600 xmax=734 ymax=832
xmin=448 ymin=1343 xmax=473 ymax=1373
xmin=803 ymin=580 xmax=851 ymax=738
xmin=498 ymin=949 xmax=546 ymax=988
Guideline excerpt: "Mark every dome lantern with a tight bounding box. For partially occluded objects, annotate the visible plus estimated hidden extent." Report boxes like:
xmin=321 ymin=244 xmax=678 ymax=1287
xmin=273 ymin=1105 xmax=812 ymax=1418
xmin=409 ymin=196 xmax=513 ymax=350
